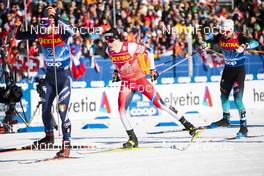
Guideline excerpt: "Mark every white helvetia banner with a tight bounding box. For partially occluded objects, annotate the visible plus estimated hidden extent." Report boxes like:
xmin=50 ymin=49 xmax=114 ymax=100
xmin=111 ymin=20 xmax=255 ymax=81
xmin=29 ymin=80 xmax=264 ymax=129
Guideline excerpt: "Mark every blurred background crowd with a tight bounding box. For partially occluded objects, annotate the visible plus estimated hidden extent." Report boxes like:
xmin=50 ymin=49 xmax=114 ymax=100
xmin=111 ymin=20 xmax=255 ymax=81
xmin=0 ymin=0 xmax=263 ymax=79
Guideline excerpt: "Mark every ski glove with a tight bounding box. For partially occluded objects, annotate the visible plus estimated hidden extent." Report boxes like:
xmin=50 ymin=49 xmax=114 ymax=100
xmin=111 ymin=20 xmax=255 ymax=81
xmin=150 ymin=69 xmax=159 ymax=82
xmin=112 ymin=69 xmax=121 ymax=82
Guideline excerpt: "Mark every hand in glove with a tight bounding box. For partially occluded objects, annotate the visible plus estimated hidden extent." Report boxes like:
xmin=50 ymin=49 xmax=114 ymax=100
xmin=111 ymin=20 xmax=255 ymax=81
xmin=236 ymin=44 xmax=247 ymax=53
xmin=112 ymin=70 xmax=121 ymax=82
xmin=201 ymin=42 xmax=209 ymax=49
xmin=150 ymin=69 xmax=159 ymax=82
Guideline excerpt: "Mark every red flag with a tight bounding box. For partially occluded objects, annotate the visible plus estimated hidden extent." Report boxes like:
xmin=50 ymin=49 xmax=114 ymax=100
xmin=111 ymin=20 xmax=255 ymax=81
xmin=13 ymin=56 xmax=40 ymax=72
xmin=210 ymin=54 xmax=224 ymax=67
xmin=199 ymin=50 xmax=210 ymax=66
xmin=72 ymin=61 xmax=86 ymax=79
xmin=27 ymin=57 xmax=40 ymax=72
xmin=71 ymin=44 xmax=86 ymax=79
xmin=14 ymin=56 xmax=28 ymax=72
xmin=199 ymin=50 xmax=224 ymax=68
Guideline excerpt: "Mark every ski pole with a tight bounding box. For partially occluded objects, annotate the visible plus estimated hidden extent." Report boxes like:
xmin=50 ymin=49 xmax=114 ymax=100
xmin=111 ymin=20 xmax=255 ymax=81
xmin=159 ymin=48 xmax=203 ymax=76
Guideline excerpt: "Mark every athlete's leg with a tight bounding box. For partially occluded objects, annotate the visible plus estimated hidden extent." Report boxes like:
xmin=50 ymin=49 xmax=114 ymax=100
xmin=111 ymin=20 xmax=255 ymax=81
xmin=118 ymin=81 xmax=138 ymax=148
xmin=220 ymin=67 xmax=236 ymax=118
xmin=56 ymin=69 xmax=72 ymax=157
xmin=42 ymin=78 xmax=56 ymax=133
xmin=136 ymin=78 xmax=181 ymax=119
xmin=118 ymin=81 xmax=135 ymax=131
xmin=233 ymin=83 xmax=245 ymax=112
xmin=210 ymin=67 xmax=235 ymax=127
xmin=33 ymin=74 xmax=56 ymax=147
xmin=233 ymin=66 xmax=247 ymax=137
xmin=233 ymin=66 xmax=246 ymax=114
xmin=57 ymin=73 xmax=72 ymax=141
xmin=137 ymin=78 xmax=196 ymax=136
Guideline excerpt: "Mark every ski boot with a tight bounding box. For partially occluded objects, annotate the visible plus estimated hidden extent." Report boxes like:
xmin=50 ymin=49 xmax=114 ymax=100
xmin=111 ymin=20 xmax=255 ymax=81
xmin=209 ymin=112 xmax=230 ymax=128
xmin=32 ymin=131 xmax=54 ymax=149
xmin=179 ymin=117 xmax=196 ymax=136
xmin=168 ymin=106 xmax=196 ymax=136
xmin=123 ymin=129 xmax=138 ymax=148
xmin=236 ymin=111 xmax=248 ymax=139
xmin=236 ymin=126 xmax=248 ymax=139
xmin=56 ymin=140 xmax=71 ymax=158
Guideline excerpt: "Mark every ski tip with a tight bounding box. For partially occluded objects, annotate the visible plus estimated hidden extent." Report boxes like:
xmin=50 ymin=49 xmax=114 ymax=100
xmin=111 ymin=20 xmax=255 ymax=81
xmin=147 ymin=132 xmax=160 ymax=135
xmin=199 ymin=127 xmax=206 ymax=132
xmin=191 ymin=128 xmax=204 ymax=142
xmin=112 ymin=147 xmax=146 ymax=152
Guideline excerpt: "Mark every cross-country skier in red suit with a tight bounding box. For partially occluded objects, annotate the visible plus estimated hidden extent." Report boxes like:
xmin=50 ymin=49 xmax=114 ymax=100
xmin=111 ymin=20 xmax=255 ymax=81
xmin=103 ymin=28 xmax=200 ymax=148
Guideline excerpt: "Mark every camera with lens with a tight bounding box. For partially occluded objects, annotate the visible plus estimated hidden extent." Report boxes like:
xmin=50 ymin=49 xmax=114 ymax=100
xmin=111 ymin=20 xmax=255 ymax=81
xmin=0 ymin=83 xmax=22 ymax=104
xmin=0 ymin=47 xmax=22 ymax=104
xmin=0 ymin=47 xmax=23 ymax=131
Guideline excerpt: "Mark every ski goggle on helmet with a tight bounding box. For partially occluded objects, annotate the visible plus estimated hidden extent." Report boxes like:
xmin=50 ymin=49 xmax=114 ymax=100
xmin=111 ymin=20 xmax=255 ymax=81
xmin=102 ymin=28 xmax=119 ymax=43
xmin=221 ymin=19 xmax=234 ymax=37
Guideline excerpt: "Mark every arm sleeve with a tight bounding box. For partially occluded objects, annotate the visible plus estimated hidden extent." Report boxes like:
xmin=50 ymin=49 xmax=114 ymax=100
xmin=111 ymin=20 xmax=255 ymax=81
xmin=238 ymin=33 xmax=251 ymax=44
xmin=206 ymin=33 xmax=221 ymax=45
xmin=58 ymin=19 xmax=75 ymax=36
xmin=238 ymin=33 xmax=259 ymax=49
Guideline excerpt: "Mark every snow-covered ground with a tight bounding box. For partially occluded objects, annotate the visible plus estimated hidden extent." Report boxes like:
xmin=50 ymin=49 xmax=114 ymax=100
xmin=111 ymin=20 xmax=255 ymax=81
xmin=0 ymin=117 xmax=264 ymax=176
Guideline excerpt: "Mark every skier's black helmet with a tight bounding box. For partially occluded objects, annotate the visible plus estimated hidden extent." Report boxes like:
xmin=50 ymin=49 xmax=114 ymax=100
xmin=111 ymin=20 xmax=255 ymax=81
xmin=102 ymin=28 xmax=120 ymax=42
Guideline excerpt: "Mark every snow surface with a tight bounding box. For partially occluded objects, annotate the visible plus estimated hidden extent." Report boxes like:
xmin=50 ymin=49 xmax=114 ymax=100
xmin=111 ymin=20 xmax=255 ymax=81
xmin=0 ymin=116 xmax=264 ymax=176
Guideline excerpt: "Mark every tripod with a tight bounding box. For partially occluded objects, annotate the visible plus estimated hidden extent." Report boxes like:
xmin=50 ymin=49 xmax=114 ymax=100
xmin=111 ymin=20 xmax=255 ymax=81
xmin=0 ymin=47 xmax=29 ymax=132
